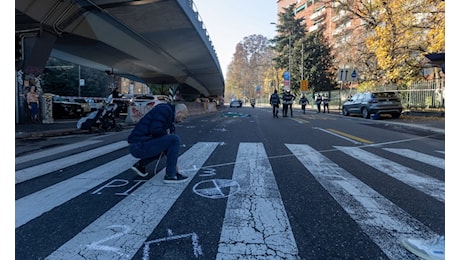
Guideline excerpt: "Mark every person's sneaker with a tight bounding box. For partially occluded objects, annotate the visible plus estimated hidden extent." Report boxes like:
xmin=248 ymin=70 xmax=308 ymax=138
xmin=163 ymin=173 xmax=189 ymax=184
xmin=401 ymin=235 xmax=445 ymax=260
xmin=131 ymin=161 xmax=148 ymax=177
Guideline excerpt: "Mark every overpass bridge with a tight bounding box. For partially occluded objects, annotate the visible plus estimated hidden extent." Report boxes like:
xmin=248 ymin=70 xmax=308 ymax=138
xmin=15 ymin=0 xmax=225 ymax=100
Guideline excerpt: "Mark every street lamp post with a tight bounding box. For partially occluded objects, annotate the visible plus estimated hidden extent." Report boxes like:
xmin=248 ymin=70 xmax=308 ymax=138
xmin=288 ymin=35 xmax=291 ymax=89
xmin=78 ymin=65 xmax=81 ymax=97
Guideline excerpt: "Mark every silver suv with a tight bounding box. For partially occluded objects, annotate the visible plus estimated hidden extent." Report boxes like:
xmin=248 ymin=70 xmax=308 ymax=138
xmin=342 ymin=91 xmax=402 ymax=119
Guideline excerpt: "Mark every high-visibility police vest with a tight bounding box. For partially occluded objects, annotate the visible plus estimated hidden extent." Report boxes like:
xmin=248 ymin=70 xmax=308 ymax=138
xmin=300 ymin=98 xmax=308 ymax=105
xmin=283 ymin=94 xmax=294 ymax=104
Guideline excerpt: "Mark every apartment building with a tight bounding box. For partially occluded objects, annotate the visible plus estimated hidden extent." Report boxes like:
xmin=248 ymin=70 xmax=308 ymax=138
xmin=276 ymin=0 xmax=364 ymax=71
xmin=277 ymin=0 xmax=444 ymax=85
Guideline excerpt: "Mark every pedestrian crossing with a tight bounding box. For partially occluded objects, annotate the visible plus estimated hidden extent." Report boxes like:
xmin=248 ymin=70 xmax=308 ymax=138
xmin=15 ymin=141 xmax=445 ymax=259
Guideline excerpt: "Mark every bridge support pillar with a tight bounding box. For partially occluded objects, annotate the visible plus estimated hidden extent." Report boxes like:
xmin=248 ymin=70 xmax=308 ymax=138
xmin=16 ymin=31 xmax=57 ymax=124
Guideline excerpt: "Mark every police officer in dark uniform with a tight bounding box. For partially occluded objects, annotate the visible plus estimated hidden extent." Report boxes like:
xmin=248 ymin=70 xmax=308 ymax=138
xmin=322 ymin=94 xmax=329 ymax=113
xmin=315 ymin=94 xmax=322 ymax=113
xmin=269 ymin=90 xmax=280 ymax=118
xmin=282 ymin=89 xmax=296 ymax=117
xmin=299 ymin=94 xmax=309 ymax=114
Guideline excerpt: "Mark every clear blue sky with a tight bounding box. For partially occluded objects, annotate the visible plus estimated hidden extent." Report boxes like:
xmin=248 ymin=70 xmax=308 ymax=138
xmin=192 ymin=0 xmax=278 ymax=78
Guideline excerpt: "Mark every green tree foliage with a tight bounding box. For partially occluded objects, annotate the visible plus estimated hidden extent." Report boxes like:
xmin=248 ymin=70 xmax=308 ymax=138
xmin=42 ymin=57 xmax=111 ymax=97
xmin=292 ymin=29 xmax=336 ymax=93
xmin=225 ymin=34 xmax=272 ymax=101
xmin=271 ymin=4 xmax=306 ymax=72
xmin=272 ymin=4 xmax=336 ymax=94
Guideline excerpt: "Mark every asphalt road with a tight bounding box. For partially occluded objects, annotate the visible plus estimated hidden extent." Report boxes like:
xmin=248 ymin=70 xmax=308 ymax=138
xmin=15 ymin=105 xmax=446 ymax=259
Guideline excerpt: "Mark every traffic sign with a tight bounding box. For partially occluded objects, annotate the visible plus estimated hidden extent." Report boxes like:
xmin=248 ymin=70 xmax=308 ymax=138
xmin=284 ymin=80 xmax=290 ymax=87
xmin=301 ymin=80 xmax=308 ymax=91
xmin=338 ymin=68 xmax=358 ymax=82
xmin=350 ymin=69 xmax=358 ymax=81
xmin=283 ymin=71 xmax=290 ymax=80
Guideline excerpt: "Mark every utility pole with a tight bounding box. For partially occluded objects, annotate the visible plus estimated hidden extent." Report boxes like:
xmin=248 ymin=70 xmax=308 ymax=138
xmin=78 ymin=65 xmax=81 ymax=97
xmin=288 ymin=35 xmax=291 ymax=89
xmin=301 ymin=43 xmax=304 ymax=81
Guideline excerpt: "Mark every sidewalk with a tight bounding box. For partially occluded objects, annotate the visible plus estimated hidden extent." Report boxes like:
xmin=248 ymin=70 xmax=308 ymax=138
xmin=15 ymin=102 xmax=223 ymax=139
xmin=15 ymin=107 xmax=445 ymax=139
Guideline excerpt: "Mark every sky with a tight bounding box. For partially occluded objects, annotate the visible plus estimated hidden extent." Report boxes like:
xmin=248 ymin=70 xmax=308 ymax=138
xmin=192 ymin=0 xmax=278 ymax=78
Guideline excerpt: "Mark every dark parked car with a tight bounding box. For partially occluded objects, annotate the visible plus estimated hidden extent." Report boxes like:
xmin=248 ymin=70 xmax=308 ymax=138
xmin=116 ymin=94 xmax=132 ymax=114
xmin=50 ymin=94 xmax=83 ymax=118
xmin=69 ymin=98 xmax=91 ymax=115
xmin=230 ymin=100 xmax=243 ymax=108
xmin=342 ymin=91 xmax=402 ymax=119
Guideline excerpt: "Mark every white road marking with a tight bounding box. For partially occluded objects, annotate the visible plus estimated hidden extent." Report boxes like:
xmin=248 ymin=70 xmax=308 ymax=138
xmin=15 ymin=140 xmax=102 ymax=165
xmin=286 ymin=144 xmax=439 ymax=259
xmin=335 ymin=146 xmax=444 ymax=202
xmin=45 ymin=142 xmax=219 ymax=260
xmin=15 ymin=141 xmax=128 ymax=184
xmin=217 ymin=143 xmax=298 ymax=259
xmin=15 ymin=155 xmax=137 ymax=228
xmin=383 ymin=148 xmax=445 ymax=169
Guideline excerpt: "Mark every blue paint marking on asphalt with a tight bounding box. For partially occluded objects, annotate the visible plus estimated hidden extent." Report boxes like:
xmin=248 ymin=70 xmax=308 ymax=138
xmin=221 ymin=112 xmax=251 ymax=118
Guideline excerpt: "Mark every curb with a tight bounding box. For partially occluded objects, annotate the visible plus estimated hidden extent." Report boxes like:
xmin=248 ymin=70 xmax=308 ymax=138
xmin=15 ymin=105 xmax=220 ymax=140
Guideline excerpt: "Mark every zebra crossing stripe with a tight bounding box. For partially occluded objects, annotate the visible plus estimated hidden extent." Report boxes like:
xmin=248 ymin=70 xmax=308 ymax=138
xmin=45 ymin=142 xmax=219 ymax=260
xmin=15 ymin=140 xmax=102 ymax=165
xmin=217 ymin=143 xmax=298 ymax=259
xmin=286 ymin=144 xmax=438 ymax=259
xmin=383 ymin=148 xmax=445 ymax=170
xmin=15 ymin=141 xmax=128 ymax=184
xmin=335 ymin=146 xmax=444 ymax=202
xmin=15 ymin=155 xmax=137 ymax=228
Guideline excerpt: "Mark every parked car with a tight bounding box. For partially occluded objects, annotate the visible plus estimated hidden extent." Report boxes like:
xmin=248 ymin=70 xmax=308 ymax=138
xmin=49 ymin=94 xmax=83 ymax=118
xmin=129 ymin=94 xmax=170 ymax=114
xmin=85 ymin=98 xmax=103 ymax=112
xmin=342 ymin=91 xmax=403 ymax=119
xmin=115 ymin=94 xmax=132 ymax=114
xmin=229 ymin=100 xmax=242 ymax=108
xmin=69 ymin=98 xmax=91 ymax=115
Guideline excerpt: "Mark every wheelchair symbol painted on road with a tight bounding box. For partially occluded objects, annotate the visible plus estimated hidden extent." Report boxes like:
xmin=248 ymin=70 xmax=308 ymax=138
xmin=192 ymin=179 xmax=240 ymax=199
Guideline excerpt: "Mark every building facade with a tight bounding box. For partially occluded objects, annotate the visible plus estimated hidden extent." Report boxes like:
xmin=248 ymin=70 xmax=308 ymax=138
xmin=276 ymin=0 xmax=363 ymax=74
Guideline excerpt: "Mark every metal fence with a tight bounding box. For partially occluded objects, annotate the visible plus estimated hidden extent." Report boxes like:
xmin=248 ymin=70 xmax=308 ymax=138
xmin=255 ymin=79 xmax=445 ymax=112
xmin=314 ymin=79 xmax=445 ymax=112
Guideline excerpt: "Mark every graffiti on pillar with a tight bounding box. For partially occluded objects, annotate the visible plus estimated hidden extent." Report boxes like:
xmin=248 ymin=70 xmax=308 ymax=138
xmin=42 ymin=94 xmax=54 ymax=123
xmin=17 ymin=70 xmax=24 ymax=86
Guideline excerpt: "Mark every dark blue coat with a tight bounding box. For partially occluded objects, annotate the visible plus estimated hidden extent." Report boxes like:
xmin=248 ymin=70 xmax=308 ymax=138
xmin=127 ymin=103 xmax=175 ymax=143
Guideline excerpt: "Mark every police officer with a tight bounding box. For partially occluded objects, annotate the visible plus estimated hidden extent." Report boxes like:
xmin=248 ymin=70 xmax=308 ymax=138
xmin=250 ymin=98 xmax=255 ymax=108
xmin=323 ymin=94 xmax=329 ymax=113
xmin=282 ymin=89 xmax=296 ymax=117
xmin=315 ymin=94 xmax=322 ymax=113
xmin=269 ymin=90 xmax=280 ymax=118
xmin=299 ymin=94 xmax=309 ymax=114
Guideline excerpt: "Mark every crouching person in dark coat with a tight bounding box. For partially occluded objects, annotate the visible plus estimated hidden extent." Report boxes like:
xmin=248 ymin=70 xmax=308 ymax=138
xmin=128 ymin=102 xmax=189 ymax=183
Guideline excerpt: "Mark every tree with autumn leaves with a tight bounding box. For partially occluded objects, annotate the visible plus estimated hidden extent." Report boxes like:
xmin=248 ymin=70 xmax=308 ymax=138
xmin=225 ymin=4 xmax=337 ymax=100
xmin=330 ymin=0 xmax=445 ymax=85
xmin=225 ymin=34 xmax=274 ymax=102
xmin=226 ymin=0 xmax=444 ymax=98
